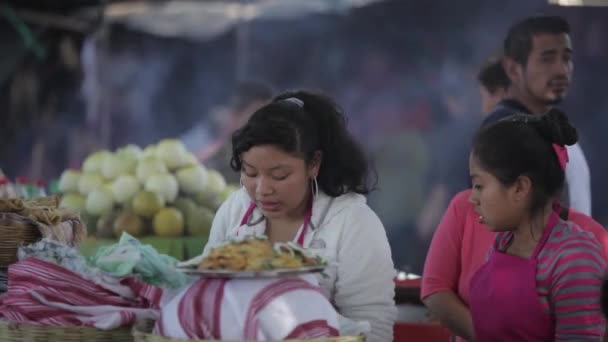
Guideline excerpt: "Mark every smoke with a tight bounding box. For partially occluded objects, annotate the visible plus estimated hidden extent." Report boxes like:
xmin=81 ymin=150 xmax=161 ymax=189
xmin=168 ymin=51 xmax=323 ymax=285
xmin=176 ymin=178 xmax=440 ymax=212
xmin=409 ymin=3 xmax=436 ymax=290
xmin=81 ymin=0 xmax=552 ymax=147
xmin=80 ymin=24 xmax=237 ymax=148
xmin=24 ymin=0 xmax=607 ymax=267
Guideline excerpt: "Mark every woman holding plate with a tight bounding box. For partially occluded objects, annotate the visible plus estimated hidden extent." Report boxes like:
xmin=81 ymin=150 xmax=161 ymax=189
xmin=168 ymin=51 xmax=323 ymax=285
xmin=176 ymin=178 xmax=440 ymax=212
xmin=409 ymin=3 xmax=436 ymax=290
xmin=201 ymin=90 xmax=396 ymax=342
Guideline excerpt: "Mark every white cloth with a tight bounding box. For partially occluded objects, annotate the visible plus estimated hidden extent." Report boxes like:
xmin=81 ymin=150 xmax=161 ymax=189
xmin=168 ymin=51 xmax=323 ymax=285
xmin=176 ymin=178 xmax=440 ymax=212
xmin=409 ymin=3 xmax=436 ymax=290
xmin=187 ymin=189 xmax=397 ymax=342
xmin=156 ymin=274 xmax=339 ymax=340
xmin=565 ymin=143 xmax=592 ymax=215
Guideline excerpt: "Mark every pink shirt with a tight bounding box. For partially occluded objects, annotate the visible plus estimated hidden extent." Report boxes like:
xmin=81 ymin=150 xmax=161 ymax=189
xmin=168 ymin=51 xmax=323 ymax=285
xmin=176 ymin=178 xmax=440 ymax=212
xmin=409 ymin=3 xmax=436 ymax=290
xmin=421 ymin=190 xmax=608 ymax=305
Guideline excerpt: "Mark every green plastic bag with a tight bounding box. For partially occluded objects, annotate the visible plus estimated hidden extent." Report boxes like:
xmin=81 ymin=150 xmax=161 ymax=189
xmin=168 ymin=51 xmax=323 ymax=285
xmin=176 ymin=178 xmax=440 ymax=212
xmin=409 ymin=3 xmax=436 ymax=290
xmin=91 ymin=232 xmax=190 ymax=289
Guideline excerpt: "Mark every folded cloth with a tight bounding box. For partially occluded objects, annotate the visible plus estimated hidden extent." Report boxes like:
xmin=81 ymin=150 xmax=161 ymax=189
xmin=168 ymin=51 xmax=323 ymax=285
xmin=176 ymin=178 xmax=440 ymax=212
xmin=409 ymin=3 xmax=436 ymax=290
xmin=18 ymin=239 xmax=133 ymax=297
xmin=155 ymin=274 xmax=339 ymax=340
xmin=0 ymin=258 xmax=172 ymax=329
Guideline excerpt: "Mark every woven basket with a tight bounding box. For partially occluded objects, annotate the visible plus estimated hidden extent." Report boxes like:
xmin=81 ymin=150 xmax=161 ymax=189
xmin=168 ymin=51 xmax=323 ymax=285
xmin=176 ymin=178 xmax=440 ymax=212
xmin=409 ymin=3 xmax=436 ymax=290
xmin=132 ymin=321 xmax=365 ymax=342
xmin=0 ymin=320 xmax=133 ymax=342
xmin=0 ymin=213 xmax=41 ymax=266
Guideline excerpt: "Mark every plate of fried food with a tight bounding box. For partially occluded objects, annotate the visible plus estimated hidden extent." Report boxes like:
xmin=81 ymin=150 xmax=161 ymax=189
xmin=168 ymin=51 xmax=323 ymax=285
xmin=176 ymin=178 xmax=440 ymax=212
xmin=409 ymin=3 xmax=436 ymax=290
xmin=176 ymin=235 xmax=327 ymax=278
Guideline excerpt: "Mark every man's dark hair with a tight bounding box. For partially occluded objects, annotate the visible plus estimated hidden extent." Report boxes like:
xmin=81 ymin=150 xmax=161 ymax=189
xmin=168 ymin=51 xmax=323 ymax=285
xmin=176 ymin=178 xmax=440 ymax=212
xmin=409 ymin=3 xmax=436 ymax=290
xmin=504 ymin=15 xmax=570 ymax=66
xmin=477 ymin=57 xmax=510 ymax=94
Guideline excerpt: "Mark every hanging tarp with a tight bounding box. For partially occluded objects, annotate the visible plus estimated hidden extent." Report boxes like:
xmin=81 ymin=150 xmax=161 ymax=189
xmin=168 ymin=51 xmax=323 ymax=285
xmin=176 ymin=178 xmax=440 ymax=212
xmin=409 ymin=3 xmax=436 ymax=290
xmin=103 ymin=0 xmax=385 ymax=41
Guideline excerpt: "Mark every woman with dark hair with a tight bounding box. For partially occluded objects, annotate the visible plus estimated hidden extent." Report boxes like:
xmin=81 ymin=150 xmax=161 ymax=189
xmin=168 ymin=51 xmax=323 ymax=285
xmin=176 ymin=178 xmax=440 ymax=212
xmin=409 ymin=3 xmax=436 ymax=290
xmin=467 ymin=110 xmax=606 ymax=341
xmin=201 ymin=90 xmax=396 ymax=341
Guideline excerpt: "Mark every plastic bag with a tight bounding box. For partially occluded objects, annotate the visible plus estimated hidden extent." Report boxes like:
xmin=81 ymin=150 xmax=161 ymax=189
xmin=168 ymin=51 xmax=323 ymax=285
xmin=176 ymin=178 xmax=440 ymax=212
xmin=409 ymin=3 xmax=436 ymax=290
xmin=92 ymin=232 xmax=190 ymax=289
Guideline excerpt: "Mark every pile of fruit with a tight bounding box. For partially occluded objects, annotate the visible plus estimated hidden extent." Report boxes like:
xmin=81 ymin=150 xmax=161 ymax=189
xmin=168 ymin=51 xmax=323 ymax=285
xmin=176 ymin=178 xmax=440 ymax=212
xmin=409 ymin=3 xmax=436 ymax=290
xmin=57 ymin=139 xmax=238 ymax=239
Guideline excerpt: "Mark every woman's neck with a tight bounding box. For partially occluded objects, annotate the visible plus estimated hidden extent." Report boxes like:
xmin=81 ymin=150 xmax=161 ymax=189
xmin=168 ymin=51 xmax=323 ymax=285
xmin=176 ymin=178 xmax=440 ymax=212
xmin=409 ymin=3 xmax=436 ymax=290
xmin=265 ymin=192 xmax=312 ymax=243
xmin=287 ymin=192 xmax=312 ymax=221
xmin=509 ymin=203 xmax=554 ymax=257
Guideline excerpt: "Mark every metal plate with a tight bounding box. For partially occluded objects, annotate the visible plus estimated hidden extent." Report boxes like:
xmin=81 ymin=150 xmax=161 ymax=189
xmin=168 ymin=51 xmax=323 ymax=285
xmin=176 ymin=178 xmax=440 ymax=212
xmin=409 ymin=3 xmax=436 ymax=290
xmin=176 ymin=265 xmax=326 ymax=278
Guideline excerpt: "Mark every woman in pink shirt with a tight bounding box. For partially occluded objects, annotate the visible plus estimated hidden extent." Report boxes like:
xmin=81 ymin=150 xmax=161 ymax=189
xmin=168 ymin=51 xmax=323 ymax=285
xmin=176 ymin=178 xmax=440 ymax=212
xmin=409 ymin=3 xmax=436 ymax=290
xmin=422 ymin=110 xmax=607 ymax=341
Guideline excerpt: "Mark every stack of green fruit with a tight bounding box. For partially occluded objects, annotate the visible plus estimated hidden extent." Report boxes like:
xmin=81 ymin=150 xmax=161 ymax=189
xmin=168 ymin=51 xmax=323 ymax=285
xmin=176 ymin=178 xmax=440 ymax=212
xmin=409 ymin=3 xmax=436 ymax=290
xmin=57 ymin=139 xmax=239 ymax=239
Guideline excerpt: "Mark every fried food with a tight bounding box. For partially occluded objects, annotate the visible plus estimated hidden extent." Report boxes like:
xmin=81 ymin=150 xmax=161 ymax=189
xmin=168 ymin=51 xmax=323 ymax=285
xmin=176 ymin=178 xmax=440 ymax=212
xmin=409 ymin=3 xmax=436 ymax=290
xmin=199 ymin=236 xmax=325 ymax=271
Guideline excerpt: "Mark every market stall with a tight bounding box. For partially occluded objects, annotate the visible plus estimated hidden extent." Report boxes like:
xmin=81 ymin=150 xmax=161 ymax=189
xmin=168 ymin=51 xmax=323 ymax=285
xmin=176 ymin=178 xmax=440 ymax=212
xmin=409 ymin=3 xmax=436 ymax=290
xmin=0 ymin=199 xmax=366 ymax=341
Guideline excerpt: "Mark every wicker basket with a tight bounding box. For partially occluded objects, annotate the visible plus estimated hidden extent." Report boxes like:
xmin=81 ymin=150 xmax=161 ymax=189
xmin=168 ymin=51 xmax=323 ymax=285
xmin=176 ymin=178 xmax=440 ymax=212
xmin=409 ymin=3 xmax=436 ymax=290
xmin=0 ymin=320 xmax=133 ymax=342
xmin=132 ymin=321 xmax=365 ymax=342
xmin=0 ymin=213 xmax=41 ymax=266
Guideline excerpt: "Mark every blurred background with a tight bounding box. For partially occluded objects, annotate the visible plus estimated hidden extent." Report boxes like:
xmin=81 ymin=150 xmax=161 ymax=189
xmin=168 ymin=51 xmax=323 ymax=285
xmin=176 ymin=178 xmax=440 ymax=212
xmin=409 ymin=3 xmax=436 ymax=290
xmin=1 ymin=0 xmax=607 ymax=273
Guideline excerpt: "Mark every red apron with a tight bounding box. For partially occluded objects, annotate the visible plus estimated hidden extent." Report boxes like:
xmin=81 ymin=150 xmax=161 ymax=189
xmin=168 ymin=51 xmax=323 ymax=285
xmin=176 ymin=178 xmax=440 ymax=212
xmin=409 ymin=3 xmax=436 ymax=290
xmin=238 ymin=201 xmax=312 ymax=246
xmin=469 ymin=211 xmax=559 ymax=342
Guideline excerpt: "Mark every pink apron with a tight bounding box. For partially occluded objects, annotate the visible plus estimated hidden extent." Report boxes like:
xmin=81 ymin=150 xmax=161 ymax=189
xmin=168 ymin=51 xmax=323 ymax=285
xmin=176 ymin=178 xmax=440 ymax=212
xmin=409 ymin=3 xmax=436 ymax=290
xmin=469 ymin=211 xmax=559 ymax=342
xmin=239 ymin=201 xmax=313 ymax=246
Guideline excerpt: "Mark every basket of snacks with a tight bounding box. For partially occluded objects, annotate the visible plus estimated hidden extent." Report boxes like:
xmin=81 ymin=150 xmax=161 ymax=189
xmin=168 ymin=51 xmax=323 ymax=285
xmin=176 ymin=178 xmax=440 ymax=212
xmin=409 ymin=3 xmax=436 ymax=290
xmin=0 ymin=196 xmax=86 ymax=266
xmin=0 ymin=212 xmax=41 ymax=266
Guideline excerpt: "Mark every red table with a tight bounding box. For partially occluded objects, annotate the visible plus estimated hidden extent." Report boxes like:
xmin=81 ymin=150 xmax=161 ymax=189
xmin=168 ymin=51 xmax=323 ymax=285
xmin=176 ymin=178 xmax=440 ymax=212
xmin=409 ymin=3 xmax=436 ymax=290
xmin=394 ymin=322 xmax=452 ymax=342
xmin=393 ymin=278 xmax=453 ymax=341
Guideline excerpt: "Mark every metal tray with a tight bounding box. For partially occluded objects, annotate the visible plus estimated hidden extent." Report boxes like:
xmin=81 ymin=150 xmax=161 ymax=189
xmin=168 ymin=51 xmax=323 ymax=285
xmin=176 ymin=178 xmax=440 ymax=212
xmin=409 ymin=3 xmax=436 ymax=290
xmin=176 ymin=265 xmax=326 ymax=278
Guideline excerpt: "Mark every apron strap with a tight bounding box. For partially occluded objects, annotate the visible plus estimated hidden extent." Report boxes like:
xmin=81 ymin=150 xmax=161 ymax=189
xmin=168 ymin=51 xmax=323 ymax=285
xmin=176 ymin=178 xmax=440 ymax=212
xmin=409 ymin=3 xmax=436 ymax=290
xmin=531 ymin=210 xmax=560 ymax=259
xmin=297 ymin=202 xmax=313 ymax=246
xmin=240 ymin=202 xmax=257 ymax=226
xmin=239 ymin=200 xmax=313 ymax=246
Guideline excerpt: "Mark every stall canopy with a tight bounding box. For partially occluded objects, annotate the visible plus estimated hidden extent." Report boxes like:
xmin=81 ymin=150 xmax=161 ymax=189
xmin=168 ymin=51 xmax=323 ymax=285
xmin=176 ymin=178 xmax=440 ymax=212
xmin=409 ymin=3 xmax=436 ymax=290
xmin=1 ymin=0 xmax=386 ymax=84
xmin=103 ymin=0 xmax=386 ymax=41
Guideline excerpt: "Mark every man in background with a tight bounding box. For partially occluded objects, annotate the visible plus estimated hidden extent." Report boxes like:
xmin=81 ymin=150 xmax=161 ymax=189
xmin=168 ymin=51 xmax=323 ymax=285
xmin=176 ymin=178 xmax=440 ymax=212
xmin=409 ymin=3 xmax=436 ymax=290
xmin=483 ymin=15 xmax=591 ymax=215
xmin=477 ymin=56 xmax=509 ymax=114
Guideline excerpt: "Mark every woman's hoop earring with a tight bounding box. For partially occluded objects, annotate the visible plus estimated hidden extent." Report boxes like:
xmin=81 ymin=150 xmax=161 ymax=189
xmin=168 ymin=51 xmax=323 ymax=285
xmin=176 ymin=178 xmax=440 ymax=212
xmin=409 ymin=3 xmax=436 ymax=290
xmin=311 ymin=177 xmax=319 ymax=201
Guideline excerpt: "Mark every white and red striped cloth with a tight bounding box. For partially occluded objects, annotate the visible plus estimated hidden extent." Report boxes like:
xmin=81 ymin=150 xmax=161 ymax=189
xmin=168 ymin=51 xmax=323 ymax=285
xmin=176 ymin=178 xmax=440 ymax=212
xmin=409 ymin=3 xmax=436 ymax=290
xmin=155 ymin=274 xmax=340 ymax=340
xmin=0 ymin=258 xmax=339 ymax=340
xmin=0 ymin=257 xmax=171 ymax=329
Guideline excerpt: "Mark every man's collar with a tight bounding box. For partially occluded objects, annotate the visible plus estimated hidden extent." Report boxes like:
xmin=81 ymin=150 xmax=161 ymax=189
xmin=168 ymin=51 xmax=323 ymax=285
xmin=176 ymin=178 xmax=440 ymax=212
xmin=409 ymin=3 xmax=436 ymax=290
xmin=498 ymin=98 xmax=534 ymax=115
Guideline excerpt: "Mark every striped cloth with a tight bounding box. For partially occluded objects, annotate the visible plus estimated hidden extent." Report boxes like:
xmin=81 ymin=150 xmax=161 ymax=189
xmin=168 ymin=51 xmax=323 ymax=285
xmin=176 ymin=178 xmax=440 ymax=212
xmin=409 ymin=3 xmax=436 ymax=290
xmin=155 ymin=274 xmax=340 ymax=340
xmin=495 ymin=220 xmax=607 ymax=339
xmin=0 ymin=257 xmax=168 ymax=329
xmin=0 ymin=258 xmax=339 ymax=339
